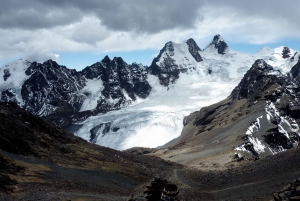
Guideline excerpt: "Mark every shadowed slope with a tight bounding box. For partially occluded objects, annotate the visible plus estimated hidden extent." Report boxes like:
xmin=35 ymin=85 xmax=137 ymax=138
xmin=0 ymin=102 xmax=179 ymax=200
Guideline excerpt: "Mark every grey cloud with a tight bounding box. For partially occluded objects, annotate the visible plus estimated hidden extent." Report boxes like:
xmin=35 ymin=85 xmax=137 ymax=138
xmin=1 ymin=0 xmax=299 ymax=35
xmin=92 ymin=0 xmax=204 ymax=33
xmin=210 ymin=0 xmax=300 ymax=26
xmin=0 ymin=0 xmax=204 ymax=33
xmin=0 ymin=0 xmax=84 ymax=29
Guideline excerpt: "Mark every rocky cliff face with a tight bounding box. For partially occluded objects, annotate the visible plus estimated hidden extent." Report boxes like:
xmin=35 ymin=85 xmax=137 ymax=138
xmin=149 ymin=38 xmax=203 ymax=86
xmin=231 ymin=59 xmax=300 ymax=157
xmin=81 ymin=56 xmax=151 ymax=112
xmin=22 ymin=60 xmax=86 ymax=116
xmin=148 ymin=41 xmax=180 ymax=86
xmin=0 ymin=57 xmax=151 ymax=128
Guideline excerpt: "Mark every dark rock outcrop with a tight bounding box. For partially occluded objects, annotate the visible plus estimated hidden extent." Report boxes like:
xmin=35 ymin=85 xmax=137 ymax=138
xmin=1 ymin=89 xmax=18 ymax=103
xmin=149 ymin=42 xmax=180 ymax=86
xmin=204 ymin=34 xmax=229 ymax=55
xmin=186 ymin=38 xmax=203 ymax=62
xmin=3 ymin=69 xmax=11 ymax=81
xmin=282 ymin=46 xmax=291 ymax=59
xmin=22 ymin=60 xmax=85 ymax=116
xmin=231 ymin=59 xmax=285 ymax=101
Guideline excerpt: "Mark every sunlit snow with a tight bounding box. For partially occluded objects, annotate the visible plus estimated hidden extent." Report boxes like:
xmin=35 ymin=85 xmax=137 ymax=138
xmin=75 ymin=75 xmax=238 ymax=150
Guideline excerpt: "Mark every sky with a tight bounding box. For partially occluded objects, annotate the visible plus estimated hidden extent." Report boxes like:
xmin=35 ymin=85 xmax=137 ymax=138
xmin=0 ymin=0 xmax=300 ymax=70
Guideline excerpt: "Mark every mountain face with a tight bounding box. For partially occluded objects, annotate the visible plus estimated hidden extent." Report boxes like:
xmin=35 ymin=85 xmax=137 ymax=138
xmin=149 ymin=38 xmax=205 ymax=86
xmin=22 ymin=60 xmax=85 ymax=116
xmin=159 ymin=59 xmax=300 ymax=167
xmin=0 ymin=35 xmax=299 ymax=151
xmin=0 ymin=57 xmax=151 ymax=128
xmin=231 ymin=59 xmax=300 ymax=156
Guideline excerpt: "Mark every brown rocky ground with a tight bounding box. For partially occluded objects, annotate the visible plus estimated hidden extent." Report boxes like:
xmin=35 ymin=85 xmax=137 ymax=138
xmin=0 ymin=102 xmax=181 ymax=200
xmin=129 ymin=144 xmax=300 ymax=201
xmin=1 ymin=102 xmax=300 ymax=200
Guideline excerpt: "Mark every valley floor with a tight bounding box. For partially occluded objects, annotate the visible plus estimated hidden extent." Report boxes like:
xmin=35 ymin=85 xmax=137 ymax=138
xmin=131 ymin=145 xmax=300 ymax=201
xmin=1 ymin=144 xmax=300 ymax=201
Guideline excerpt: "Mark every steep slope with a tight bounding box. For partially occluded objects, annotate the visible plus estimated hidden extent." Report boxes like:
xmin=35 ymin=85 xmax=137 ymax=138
xmin=2 ymin=103 xmax=300 ymax=201
xmin=0 ymin=102 xmax=179 ymax=200
xmin=157 ymin=59 xmax=300 ymax=167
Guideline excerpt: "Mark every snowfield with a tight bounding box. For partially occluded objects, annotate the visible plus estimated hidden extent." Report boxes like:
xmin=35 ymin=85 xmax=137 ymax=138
xmin=75 ymin=75 xmax=238 ymax=150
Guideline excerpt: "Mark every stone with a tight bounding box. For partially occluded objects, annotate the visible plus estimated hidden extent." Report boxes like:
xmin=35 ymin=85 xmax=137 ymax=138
xmin=279 ymin=193 xmax=286 ymax=199
xmin=273 ymin=193 xmax=280 ymax=201
xmin=281 ymin=184 xmax=292 ymax=192
xmin=290 ymin=196 xmax=300 ymax=200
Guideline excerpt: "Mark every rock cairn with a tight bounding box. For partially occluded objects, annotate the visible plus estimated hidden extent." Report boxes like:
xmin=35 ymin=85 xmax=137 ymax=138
xmin=144 ymin=177 xmax=168 ymax=200
xmin=161 ymin=184 xmax=179 ymax=201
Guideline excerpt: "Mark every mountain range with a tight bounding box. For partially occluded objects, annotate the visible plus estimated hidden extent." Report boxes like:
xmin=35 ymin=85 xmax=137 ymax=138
xmin=1 ymin=34 xmax=300 ymax=200
xmin=0 ymin=35 xmax=299 ymax=153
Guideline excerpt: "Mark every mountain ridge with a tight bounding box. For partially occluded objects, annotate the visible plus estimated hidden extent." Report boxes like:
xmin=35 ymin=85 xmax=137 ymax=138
xmin=0 ymin=35 xmax=299 ymax=151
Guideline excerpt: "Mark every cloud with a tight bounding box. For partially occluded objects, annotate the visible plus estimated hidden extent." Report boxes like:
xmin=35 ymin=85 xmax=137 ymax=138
xmin=92 ymin=0 xmax=204 ymax=33
xmin=0 ymin=1 xmax=84 ymax=29
xmin=70 ymin=17 xmax=110 ymax=45
xmin=0 ymin=0 xmax=299 ymax=65
xmin=0 ymin=0 xmax=204 ymax=33
xmin=24 ymin=50 xmax=59 ymax=63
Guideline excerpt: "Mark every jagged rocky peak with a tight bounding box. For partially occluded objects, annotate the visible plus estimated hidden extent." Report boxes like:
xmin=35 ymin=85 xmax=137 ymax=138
xmin=204 ymin=34 xmax=229 ymax=55
xmin=282 ymin=46 xmax=291 ymax=59
xmin=231 ymin=59 xmax=283 ymax=100
xmin=102 ymin=55 xmax=112 ymax=63
xmin=22 ymin=60 xmax=85 ymax=116
xmin=149 ymin=38 xmax=204 ymax=86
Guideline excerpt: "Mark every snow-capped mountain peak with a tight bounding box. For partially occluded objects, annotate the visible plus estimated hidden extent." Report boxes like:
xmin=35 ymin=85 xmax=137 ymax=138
xmin=203 ymin=34 xmax=229 ymax=55
xmin=149 ymin=39 xmax=203 ymax=86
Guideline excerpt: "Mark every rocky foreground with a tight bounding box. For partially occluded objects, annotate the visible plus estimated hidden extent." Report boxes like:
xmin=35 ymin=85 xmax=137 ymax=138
xmin=0 ymin=102 xmax=300 ymax=200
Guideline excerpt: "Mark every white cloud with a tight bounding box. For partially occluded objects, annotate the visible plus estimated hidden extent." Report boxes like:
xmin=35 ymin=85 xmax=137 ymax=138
xmin=24 ymin=50 xmax=60 ymax=63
